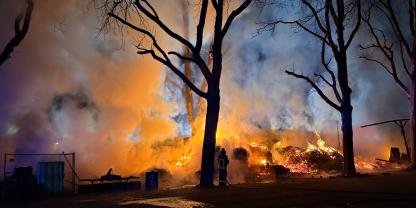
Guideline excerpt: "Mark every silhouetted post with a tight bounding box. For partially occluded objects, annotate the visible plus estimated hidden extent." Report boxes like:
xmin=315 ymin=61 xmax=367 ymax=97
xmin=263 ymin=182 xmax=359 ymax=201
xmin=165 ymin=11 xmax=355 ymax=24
xmin=337 ymin=121 xmax=341 ymax=150
xmin=72 ymin=152 xmax=76 ymax=193
xmin=396 ymin=121 xmax=410 ymax=160
xmin=2 ymin=153 xmax=5 ymax=200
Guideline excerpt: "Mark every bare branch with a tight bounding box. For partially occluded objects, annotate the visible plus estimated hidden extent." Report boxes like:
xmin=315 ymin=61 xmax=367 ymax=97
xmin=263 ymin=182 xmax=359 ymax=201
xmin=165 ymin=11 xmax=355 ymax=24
xmin=399 ymin=41 xmax=412 ymax=77
xmin=108 ymin=13 xmax=169 ymax=61
xmin=360 ymin=56 xmax=392 ymax=75
xmin=360 ymin=56 xmax=410 ymax=96
xmin=168 ymin=51 xmax=194 ymax=62
xmin=136 ymin=46 xmax=154 ymax=55
xmin=195 ymin=0 xmax=209 ymax=52
xmin=321 ymin=40 xmax=342 ymax=102
xmin=362 ymin=15 xmax=393 ymax=61
xmin=148 ymin=48 xmax=207 ymax=98
xmin=314 ymin=73 xmax=332 ymax=86
xmin=141 ymin=0 xmax=158 ymax=18
xmin=108 ymin=12 xmax=207 ymax=98
xmin=345 ymin=0 xmax=361 ymax=49
xmin=258 ymin=20 xmax=330 ymax=45
xmin=324 ymin=0 xmax=339 ymax=53
xmin=409 ymin=0 xmax=415 ymax=36
xmin=328 ymin=0 xmax=338 ymax=20
xmin=133 ymin=0 xmax=212 ymax=82
xmin=285 ymin=70 xmax=341 ymax=111
xmin=300 ymin=0 xmax=327 ymax=34
xmin=134 ymin=0 xmax=195 ymax=51
xmin=211 ymin=0 xmax=219 ymax=10
xmin=222 ymin=0 xmax=252 ymax=39
xmin=164 ymin=61 xmax=207 ymax=99
xmin=361 ymin=3 xmax=410 ymax=97
xmin=381 ymin=0 xmax=412 ymax=59
xmin=359 ymin=44 xmax=381 ymax=50
xmin=0 ymin=0 xmax=34 ymax=67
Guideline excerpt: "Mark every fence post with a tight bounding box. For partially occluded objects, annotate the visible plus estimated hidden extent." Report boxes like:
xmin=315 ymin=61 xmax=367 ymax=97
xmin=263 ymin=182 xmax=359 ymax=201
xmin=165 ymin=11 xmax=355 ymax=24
xmin=72 ymin=152 xmax=76 ymax=193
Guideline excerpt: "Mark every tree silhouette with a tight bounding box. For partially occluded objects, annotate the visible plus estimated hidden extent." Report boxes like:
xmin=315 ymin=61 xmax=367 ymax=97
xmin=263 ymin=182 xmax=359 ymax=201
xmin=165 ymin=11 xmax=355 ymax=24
xmin=360 ymin=0 xmax=416 ymax=168
xmin=98 ymin=0 xmax=252 ymax=187
xmin=260 ymin=0 xmax=361 ymax=176
xmin=0 ymin=0 xmax=33 ymax=67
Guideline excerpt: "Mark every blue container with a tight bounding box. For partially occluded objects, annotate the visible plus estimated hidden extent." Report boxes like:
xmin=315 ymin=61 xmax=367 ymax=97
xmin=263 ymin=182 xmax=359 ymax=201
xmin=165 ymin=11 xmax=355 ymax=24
xmin=36 ymin=161 xmax=64 ymax=194
xmin=145 ymin=171 xmax=158 ymax=191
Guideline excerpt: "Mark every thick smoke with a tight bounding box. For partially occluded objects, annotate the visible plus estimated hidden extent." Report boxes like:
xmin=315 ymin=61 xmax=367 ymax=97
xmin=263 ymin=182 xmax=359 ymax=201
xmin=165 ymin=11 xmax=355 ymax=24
xmin=0 ymin=0 xmax=178 ymax=178
xmin=0 ymin=0 xmax=410 ymax=182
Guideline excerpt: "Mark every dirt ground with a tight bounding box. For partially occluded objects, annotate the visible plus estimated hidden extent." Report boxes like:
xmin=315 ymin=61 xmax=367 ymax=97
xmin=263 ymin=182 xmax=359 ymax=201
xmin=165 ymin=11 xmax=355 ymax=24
xmin=2 ymin=170 xmax=416 ymax=208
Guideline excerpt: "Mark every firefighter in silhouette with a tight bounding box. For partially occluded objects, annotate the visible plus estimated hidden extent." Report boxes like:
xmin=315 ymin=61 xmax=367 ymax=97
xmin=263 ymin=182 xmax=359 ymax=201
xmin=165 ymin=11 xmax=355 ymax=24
xmin=218 ymin=148 xmax=229 ymax=187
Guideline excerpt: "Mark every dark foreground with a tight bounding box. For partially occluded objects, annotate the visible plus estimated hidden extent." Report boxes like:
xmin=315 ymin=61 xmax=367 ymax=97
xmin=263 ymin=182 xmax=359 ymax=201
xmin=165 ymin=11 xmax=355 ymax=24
xmin=2 ymin=171 xmax=416 ymax=208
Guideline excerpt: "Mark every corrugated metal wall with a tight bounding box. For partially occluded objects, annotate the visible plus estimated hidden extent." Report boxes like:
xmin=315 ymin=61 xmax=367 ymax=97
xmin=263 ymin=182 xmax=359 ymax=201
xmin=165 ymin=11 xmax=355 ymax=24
xmin=36 ymin=162 xmax=64 ymax=194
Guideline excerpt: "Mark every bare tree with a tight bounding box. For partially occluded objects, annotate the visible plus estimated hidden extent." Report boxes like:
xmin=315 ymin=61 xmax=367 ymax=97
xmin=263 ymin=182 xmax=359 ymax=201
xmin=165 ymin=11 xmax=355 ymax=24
xmin=360 ymin=0 xmax=416 ymax=167
xmin=0 ymin=0 xmax=33 ymax=67
xmin=178 ymin=1 xmax=214 ymax=136
xmin=97 ymin=0 xmax=252 ymax=187
xmin=260 ymin=0 xmax=361 ymax=176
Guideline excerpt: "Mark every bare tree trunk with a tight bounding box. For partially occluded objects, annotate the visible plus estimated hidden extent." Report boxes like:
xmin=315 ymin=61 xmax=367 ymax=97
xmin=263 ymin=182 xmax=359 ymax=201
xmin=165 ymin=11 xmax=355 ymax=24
xmin=411 ymin=38 xmax=416 ymax=168
xmin=341 ymin=105 xmax=356 ymax=175
xmin=338 ymin=50 xmax=356 ymax=176
xmin=199 ymin=84 xmax=220 ymax=187
xmin=183 ymin=49 xmax=195 ymax=134
xmin=411 ymin=69 xmax=416 ymax=168
xmin=199 ymin=0 xmax=225 ymax=186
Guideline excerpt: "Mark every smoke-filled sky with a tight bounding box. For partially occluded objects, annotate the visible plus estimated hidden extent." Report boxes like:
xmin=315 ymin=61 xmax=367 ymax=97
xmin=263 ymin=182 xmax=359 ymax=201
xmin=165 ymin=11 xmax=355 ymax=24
xmin=0 ymin=0 xmax=409 ymax=179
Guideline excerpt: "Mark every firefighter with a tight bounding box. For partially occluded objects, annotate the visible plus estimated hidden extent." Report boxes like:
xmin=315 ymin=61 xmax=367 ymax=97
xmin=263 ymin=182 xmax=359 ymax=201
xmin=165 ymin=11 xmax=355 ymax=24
xmin=218 ymin=148 xmax=229 ymax=187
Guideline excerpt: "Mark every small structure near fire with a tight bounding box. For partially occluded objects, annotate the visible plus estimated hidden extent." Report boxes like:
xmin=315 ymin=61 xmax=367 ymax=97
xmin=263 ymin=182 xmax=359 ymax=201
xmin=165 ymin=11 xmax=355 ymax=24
xmin=78 ymin=168 xmax=140 ymax=193
xmin=36 ymin=161 xmax=65 ymax=194
xmin=145 ymin=171 xmax=158 ymax=191
xmin=4 ymin=166 xmax=38 ymax=198
xmin=375 ymin=147 xmax=409 ymax=164
xmin=361 ymin=118 xmax=410 ymax=162
xmin=100 ymin=168 xmax=122 ymax=180
xmin=2 ymin=152 xmax=76 ymax=198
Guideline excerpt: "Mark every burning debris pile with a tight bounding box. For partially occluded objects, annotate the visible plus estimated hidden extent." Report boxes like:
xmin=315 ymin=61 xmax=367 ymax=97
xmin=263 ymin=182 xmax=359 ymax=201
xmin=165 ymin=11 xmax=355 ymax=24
xmin=275 ymin=131 xmax=343 ymax=174
xmin=240 ymin=131 xmax=344 ymax=178
xmin=147 ymin=128 xmax=409 ymax=186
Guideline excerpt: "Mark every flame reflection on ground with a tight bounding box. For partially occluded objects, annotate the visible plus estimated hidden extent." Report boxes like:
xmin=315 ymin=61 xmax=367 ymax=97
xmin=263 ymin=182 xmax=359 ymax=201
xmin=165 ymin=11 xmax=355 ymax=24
xmin=119 ymin=196 xmax=212 ymax=208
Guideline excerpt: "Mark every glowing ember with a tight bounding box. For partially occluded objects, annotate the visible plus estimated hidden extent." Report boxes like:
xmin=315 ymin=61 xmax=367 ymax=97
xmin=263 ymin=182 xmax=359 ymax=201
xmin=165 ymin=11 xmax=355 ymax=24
xmin=249 ymin=142 xmax=268 ymax=151
xmin=176 ymin=151 xmax=192 ymax=168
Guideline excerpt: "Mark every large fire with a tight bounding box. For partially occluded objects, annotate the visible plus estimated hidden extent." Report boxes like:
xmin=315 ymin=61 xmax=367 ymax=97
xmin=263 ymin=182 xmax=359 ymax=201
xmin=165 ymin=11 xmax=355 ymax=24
xmin=171 ymin=127 xmax=407 ymax=184
xmin=306 ymin=131 xmax=339 ymax=154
